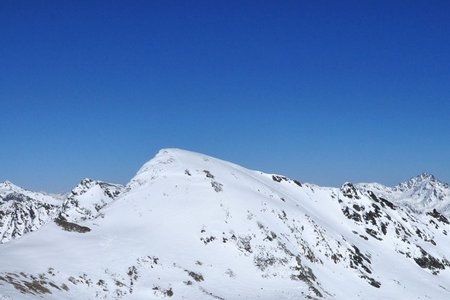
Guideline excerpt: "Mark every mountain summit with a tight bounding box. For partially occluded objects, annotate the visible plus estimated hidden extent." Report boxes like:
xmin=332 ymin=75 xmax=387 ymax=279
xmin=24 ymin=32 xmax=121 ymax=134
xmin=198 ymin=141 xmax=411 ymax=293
xmin=397 ymin=172 xmax=440 ymax=190
xmin=0 ymin=149 xmax=449 ymax=299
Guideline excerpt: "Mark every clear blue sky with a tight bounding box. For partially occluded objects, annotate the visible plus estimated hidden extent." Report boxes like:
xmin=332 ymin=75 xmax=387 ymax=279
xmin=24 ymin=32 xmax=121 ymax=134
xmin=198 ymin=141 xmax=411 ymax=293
xmin=1 ymin=1 xmax=449 ymax=192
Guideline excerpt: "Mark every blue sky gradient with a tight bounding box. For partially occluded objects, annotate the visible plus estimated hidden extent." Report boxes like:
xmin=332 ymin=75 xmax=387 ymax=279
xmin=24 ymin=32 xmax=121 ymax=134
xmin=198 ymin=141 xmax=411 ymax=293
xmin=1 ymin=1 xmax=449 ymax=192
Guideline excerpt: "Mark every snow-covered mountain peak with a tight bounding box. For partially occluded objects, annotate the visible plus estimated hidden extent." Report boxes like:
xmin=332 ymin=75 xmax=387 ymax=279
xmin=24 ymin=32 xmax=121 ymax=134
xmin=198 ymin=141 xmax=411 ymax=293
xmin=418 ymin=172 xmax=437 ymax=181
xmin=396 ymin=172 xmax=443 ymax=190
xmin=0 ymin=177 xmax=123 ymax=244
xmin=0 ymin=182 xmax=61 ymax=243
xmin=0 ymin=180 xmax=12 ymax=186
xmin=0 ymin=180 xmax=13 ymax=186
xmin=79 ymin=177 xmax=95 ymax=186
xmin=136 ymin=148 xmax=218 ymax=174
xmin=70 ymin=178 xmax=122 ymax=198
xmin=356 ymin=173 xmax=450 ymax=217
xmin=387 ymin=173 xmax=450 ymax=215
xmin=0 ymin=181 xmax=22 ymax=193
xmin=60 ymin=178 xmax=124 ymax=223
xmin=133 ymin=148 xmax=186 ymax=180
xmin=127 ymin=148 xmax=244 ymax=194
xmin=0 ymin=181 xmax=61 ymax=206
xmin=340 ymin=182 xmax=362 ymax=199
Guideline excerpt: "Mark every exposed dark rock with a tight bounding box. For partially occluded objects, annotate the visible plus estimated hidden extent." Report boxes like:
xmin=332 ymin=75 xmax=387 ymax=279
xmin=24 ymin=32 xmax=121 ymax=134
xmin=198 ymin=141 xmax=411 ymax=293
xmin=348 ymin=245 xmax=372 ymax=274
xmin=272 ymin=175 xmax=288 ymax=183
xmin=342 ymin=206 xmax=362 ymax=222
xmin=379 ymin=197 xmax=396 ymax=210
xmin=211 ymin=181 xmax=223 ymax=192
xmin=367 ymin=191 xmax=396 ymax=210
xmin=365 ymin=228 xmax=382 ymax=240
xmin=427 ymin=209 xmax=449 ymax=224
xmin=414 ymin=247 xmax=446 ymax=274
xmin=381 ymin=223 xmax=387 ymax=235
xmin=360 ymin=275 xmax=381 ymax=288
xmin=54 ymin=216 xmax=91 ymax=233
xmin=293 ymin=180 xmax=302 ymax=187
xmin=341 ymin=183 xmax=360 ymax=199
xmin=203 ymin=170 xmax=215 ymax=179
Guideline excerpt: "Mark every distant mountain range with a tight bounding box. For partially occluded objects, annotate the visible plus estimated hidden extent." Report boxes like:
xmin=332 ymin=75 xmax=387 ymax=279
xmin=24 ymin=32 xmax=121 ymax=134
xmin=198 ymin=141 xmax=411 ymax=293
xmin=1 ymin=149 xmax=449 ymax=299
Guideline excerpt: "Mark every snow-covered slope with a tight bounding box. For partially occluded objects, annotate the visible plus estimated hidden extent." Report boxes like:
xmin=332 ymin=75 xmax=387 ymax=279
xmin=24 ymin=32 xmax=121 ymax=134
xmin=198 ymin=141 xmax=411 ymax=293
xmin=0 ymin=149 xmax=449 ymax=299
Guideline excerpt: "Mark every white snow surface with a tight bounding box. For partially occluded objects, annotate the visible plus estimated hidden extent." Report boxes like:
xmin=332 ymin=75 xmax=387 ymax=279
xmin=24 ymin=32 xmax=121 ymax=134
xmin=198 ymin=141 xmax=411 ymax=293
xmin=0 ymin=148 xmax=450 ymax=299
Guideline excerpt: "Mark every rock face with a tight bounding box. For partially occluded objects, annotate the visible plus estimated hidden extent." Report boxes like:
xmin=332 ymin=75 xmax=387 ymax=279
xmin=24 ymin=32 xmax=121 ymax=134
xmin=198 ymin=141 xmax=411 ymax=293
xmin=0 ymin=149 xmax=449 ymax=299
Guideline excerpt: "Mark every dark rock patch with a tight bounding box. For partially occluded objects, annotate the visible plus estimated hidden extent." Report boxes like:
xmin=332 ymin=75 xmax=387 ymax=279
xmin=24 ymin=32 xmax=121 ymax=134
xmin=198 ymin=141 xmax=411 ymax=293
xmin=54 ymin=216 xmax=91 ymax=233
xmin=414 ymin=247 xmax=447 ymax=274
xmin=427 ymin=209 xmax=449 ymax=225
